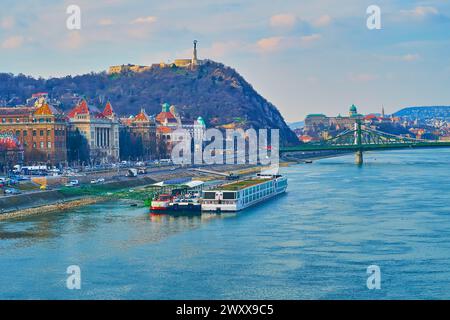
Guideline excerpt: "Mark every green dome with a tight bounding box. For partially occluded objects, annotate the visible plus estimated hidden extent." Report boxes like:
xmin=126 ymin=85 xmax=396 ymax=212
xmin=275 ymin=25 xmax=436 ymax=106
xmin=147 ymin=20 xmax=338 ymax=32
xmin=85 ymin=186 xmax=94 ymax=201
xmin=162 ymin=103 xmax=170 ymax=112
xmin=197 ymin=116 xmax=205 ymax=125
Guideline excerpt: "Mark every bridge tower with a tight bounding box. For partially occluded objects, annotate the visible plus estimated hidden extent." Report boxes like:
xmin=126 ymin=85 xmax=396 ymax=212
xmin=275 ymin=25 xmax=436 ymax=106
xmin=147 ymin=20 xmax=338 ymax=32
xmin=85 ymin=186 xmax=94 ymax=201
xmin=355 ymin=120 xmax=363 ymax=165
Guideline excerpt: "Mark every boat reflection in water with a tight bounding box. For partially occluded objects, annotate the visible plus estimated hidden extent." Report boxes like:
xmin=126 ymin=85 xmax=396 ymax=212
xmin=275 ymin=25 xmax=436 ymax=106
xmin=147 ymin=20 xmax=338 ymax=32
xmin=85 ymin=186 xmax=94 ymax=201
xmin=149 ymin=210 xmax=236 ymax=223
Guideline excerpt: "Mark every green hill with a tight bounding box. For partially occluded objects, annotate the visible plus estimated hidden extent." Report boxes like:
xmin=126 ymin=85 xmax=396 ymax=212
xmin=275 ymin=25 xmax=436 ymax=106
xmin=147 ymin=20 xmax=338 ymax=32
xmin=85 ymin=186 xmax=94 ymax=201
xmin=0 ymin=61 xmax=299 ymax=146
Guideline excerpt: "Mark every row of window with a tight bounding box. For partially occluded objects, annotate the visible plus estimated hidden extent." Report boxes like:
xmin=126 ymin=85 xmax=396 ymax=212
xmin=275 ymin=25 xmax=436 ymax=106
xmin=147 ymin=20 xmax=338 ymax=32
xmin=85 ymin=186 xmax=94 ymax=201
xmin=24 ymin=141 xmax=53 ymax=149
xmin=202 ymin=189 xmax=274 ymax=205
xmin=1 ymin=129 xmax=66 ymax=137
xmin=242 ymin=189 xmax=274 ymax=204
xmin=1 ymin=117 xmax=56 ymax=124
xmin=242 ymin=181 xmax=274 ymax=196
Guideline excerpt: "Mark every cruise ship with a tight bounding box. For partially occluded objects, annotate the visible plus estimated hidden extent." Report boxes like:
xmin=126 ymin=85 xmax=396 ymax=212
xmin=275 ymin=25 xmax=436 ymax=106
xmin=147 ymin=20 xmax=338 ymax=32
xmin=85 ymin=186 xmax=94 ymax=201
xmin=201 ymin=174 xmax=287 ymax=212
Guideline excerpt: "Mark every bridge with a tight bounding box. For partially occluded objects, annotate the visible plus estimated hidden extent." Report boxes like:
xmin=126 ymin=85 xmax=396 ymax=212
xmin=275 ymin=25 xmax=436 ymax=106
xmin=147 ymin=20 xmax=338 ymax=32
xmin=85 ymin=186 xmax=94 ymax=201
xmin=280 ymin=121 xmax=450 ymax=164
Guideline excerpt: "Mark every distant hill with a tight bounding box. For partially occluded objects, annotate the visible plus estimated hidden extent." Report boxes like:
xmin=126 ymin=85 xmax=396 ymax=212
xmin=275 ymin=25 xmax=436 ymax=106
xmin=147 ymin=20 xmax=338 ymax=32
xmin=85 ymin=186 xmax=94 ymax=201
xmin=394 ymin=106 xmax=450 ymax=120
xmin=0 ymin=61 xmax=299 ymax=146
xmin=288 ymin=121 xmax=304 ymax=130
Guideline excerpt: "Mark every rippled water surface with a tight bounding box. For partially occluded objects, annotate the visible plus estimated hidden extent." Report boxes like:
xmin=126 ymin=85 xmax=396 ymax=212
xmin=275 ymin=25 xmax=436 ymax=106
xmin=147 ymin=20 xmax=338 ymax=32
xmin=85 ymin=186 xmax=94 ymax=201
xmin=1 ymin=149 xmax=450 ymax=299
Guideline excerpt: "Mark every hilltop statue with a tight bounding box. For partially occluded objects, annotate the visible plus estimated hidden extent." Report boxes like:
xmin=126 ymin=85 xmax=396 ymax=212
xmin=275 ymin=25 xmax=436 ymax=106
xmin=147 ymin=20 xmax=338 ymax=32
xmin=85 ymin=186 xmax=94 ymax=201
xmin=192 ymin=40 xmax=198 ymax=66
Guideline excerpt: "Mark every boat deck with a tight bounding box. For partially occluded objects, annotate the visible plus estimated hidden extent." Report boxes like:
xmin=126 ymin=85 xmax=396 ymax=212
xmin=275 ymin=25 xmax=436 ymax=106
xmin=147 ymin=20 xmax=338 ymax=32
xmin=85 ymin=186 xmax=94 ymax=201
xmin=215 ymin=178 xmax=272 ymax=191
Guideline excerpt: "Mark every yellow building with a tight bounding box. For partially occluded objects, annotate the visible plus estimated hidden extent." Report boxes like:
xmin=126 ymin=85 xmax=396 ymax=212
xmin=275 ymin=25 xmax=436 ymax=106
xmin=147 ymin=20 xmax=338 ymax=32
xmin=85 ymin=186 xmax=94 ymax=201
xmin=174 ymin=59 xmax=192 ymax=67
xmin=109 ymin=41 xmax=202 ymax=73
xmin=108 ymin=64 xmax=151 ymax=74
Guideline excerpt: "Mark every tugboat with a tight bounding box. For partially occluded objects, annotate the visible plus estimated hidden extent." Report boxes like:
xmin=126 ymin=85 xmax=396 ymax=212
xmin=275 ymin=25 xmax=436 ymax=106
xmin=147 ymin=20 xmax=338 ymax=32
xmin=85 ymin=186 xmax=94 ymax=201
xmin=150 ymin=193 xmax=202 ymax=213
xmin=150 ymin=194 xmax=173 ymax=212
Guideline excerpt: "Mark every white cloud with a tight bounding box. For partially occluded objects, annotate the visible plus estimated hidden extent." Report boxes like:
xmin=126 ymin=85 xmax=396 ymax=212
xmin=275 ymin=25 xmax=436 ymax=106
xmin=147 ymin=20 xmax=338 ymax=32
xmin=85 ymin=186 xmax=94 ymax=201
xmin=1 ymin=36 xmax=24 ymax=49
xmin=256 ymin=36 xmax=284 ymax=52
xmin=312 ymin=15 xmax=332 ymax=27
xmin=256 ymin=34 xmax=321 ymax=53
xmin=401 ymin=6 xmax=438 ymax=18
xmin=269 ymin=13 xmax=296 ymax=28
xmin=130 ymin=16 xmax=157 ymax=25
xmin=1 ymin=16 xmax=15 ymax=29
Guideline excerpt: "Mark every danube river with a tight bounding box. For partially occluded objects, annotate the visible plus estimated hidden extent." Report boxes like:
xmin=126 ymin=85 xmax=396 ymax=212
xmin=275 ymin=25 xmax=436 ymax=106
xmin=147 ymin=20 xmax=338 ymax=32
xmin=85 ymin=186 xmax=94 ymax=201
xmin=1 ymin=149 xmax=450 ymax=299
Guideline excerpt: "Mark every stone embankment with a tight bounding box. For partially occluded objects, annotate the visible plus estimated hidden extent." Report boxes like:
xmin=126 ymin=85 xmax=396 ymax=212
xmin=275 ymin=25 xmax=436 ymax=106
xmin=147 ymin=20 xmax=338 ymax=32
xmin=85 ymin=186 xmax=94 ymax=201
xmin=0 ymin=197 xmax=103 ymax=221
xmin=0 ymin=176 xmax=157 ymax=220
xmin=0 ymin=164 xmax=270 ymax=221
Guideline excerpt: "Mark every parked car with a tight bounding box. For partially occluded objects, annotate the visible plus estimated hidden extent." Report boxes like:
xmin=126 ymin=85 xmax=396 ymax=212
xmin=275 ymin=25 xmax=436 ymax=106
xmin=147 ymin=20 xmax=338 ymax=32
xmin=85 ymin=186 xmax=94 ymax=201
xmin=126 ymin=169 xmax=138 ymax=177
xmin=90 ymin=178 xmax=105 ymax=184
xmin=137 ymin=168 xmax=147 ymax=174
xmin=4 ymin=188 xmax=21 ymax=195
xmin=65 ymin=180 xmax=80 ymax=187
xmin=159 ymin=159 xmax=172 ymax=165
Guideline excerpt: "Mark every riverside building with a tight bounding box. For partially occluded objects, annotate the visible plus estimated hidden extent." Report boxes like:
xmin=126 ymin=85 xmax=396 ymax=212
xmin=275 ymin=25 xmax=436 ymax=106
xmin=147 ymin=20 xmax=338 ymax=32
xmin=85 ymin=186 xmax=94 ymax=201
xmin=67 ymin=100 xmax=120 ymax=164
xmin=0 ymin=103 xmax=67 ymax=165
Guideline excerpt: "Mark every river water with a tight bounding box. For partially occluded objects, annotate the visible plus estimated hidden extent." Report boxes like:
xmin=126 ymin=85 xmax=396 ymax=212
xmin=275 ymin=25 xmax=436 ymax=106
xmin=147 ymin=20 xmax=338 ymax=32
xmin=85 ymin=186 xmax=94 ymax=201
xmin=1 ymin=149 xmax=450 ymax=299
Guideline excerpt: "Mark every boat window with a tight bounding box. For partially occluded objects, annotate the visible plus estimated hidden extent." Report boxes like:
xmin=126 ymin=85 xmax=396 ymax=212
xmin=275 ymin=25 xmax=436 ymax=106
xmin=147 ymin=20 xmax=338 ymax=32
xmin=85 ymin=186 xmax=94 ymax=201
xmin=203 ymin=192 xmax=216 ymax=200
xmin=223 ymin=192 xmax=236 ymax=200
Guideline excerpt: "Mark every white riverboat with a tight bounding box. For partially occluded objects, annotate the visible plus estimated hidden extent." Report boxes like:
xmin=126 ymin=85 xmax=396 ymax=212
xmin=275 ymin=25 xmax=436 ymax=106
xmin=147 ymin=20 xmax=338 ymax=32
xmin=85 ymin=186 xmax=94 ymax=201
xmin=201 ymin=174 xmax=287 ymax=212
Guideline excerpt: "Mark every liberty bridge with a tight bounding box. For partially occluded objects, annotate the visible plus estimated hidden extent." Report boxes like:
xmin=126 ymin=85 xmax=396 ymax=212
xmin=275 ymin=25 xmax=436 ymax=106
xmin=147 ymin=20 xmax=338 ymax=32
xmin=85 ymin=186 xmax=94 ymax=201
xmin=280 ymin=121 xmax=450 ymax=165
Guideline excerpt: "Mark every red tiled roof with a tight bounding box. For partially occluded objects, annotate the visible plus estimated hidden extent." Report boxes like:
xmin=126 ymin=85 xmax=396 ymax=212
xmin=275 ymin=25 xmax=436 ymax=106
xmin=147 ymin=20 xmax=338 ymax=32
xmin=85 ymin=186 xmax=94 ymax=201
xmin=364 ymin=114 xmax=378 ymax=120
xmin=157 ymin=126 xmax=173 ymax=134
xmin=103 ymin=102 xmax=114 ymax=117
xmin=135 ymin=111 xmax=149 ymax=122
xmin=298 ymin=135 xmax=313 ymax=143
xmin=68 ymin=100 xmax=105 ymax=119
xmin=67 ymin=100 xmax=89 ymax=118
xmin=155 ymin=111 xmax=176 ymax=124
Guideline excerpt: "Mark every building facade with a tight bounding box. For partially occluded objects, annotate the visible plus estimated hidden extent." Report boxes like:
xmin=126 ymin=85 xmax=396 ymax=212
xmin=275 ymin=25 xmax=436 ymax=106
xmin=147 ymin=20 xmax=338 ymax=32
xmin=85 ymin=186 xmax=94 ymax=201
xmin=154 ymin=103 xmax=183 ymax=157
xmin=182 ymin=116 xmax=206 ymax=152
xmin=108 ymin=64 xmax=151 ymax=74
xmin=120 ymin=108 xmax=157 ymax=160
xmin=0 ymin=133 xmax=24 ymax=173
xmin=67 ymin=100 xmax=120 ymax=164
xmin=304 ymin=104 xmax=364 ymax=133
xmin=0 ymin=104 xmax=67 ymax=165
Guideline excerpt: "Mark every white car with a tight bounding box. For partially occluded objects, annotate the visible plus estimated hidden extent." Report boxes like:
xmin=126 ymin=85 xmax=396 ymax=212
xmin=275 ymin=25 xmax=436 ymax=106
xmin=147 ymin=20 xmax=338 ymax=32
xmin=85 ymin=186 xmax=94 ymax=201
xmin=65 ymin=180 xmax=79 ymax=187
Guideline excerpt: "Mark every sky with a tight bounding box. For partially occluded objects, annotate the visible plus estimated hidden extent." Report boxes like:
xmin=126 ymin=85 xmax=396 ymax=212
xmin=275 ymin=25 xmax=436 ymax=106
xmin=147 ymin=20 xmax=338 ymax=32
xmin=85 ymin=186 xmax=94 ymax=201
xmin=1 ymin=0 xmax=450 ymax=122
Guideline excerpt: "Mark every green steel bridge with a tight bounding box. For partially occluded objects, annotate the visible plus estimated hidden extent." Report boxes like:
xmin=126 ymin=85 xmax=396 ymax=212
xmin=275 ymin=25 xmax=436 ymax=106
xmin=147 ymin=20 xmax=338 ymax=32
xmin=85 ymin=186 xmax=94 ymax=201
xmin=280 ymin=122 xmax=450 ymax=164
